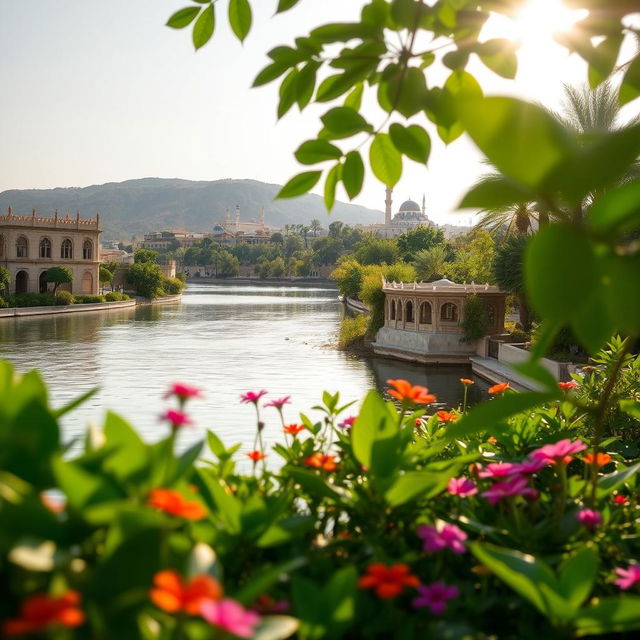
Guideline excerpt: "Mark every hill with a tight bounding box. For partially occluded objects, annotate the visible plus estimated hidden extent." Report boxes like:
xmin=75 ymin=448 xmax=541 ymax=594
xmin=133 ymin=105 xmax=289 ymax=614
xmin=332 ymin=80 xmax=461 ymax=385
xmin=0 ymin=178 xmax=383 ymax=241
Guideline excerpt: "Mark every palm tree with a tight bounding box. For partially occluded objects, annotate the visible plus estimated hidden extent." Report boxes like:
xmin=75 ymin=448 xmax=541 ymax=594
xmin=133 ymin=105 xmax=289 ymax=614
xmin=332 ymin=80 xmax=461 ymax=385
xmin=310 ymin=219 xmax=322 ymax=238
xmin=413 ymin=245 xmax=448 ymax=282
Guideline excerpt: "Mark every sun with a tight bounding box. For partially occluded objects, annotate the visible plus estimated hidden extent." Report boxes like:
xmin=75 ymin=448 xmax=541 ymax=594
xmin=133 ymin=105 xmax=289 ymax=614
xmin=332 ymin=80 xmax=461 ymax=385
xmin=510 ymin=0 xmax=588 ymax=44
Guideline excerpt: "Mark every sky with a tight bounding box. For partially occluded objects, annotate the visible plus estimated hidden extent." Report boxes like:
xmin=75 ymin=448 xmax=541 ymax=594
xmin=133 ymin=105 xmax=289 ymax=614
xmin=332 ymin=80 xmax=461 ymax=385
xmin=0 ymin=0 xmax=634 ymax=226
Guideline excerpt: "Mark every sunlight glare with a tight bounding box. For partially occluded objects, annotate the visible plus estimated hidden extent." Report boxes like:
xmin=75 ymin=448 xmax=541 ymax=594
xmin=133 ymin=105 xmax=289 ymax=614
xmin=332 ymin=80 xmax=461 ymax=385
xmin=511 ymin=0 xmax=588 ymax=44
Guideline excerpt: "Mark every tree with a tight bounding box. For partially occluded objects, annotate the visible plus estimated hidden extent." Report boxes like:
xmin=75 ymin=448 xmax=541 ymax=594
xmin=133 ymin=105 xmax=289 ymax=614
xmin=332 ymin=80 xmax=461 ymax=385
xmin=44 ymin=266 xmax=73 ymax=294
xmin=328 ymin=221 xmax=344 ymax=239
xmin=126 ymin=262 xmax=164 ymax=299
xmin=312 ymin=237 xmax=342 ymax=266
xmin=445 ymin=231 xmax=495 ymax=285
xmin=134 ymin=249 xmax=158 ymax=264
xmin=310 ymin=219 xmax=322 ymax=238
xmin=270 ymin=232 xmax=284 ymax=245
xmin=99 ymin=266 xmax=114 ymax=292
xmin=493 ymin=235 xmax=531 ymax=330
xmin=284 ymin=235 xmax=303 ymax=258
xmin=413 ymin=245 xmax=448 ymax=282
xmin=460 ymin=294 xmax=489 ymax=343
xmin=354 ymin=235 xmax=398 ymax=266
xmin=218 ymin=251 xmax=240 ymax=278
xmin=0 ymin=266 xmax=10 ymax=295
xmin=331 ymin=259 xmax=363 ymax=299
xmin=396 ymin=226 xmax=445 ymax=261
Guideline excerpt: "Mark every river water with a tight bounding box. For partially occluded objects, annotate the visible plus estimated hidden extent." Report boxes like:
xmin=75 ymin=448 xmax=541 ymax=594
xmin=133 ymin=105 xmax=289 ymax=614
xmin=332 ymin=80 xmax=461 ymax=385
xmin=0 ymin=283 xmax=489 ymax=452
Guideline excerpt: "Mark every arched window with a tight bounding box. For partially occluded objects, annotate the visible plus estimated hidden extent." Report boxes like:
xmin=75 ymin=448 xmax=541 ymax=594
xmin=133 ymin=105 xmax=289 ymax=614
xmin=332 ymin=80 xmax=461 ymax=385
xmin=16 ymin=236 xmax=28 ymax=258
xmin=39 ymin=237 xmax=51 ymax=258
xmin=419 ymin=301 xmax=432 ymax=324
xmin=390 ymin=299 xmax=396 ymax=320
xmin=0 ymin=235 xmax=4 ymax=258
xmin=61 ymin=238 xmax=73 ymax=259
xmin=441 ymin=302 xmax=458 ymax=322
xmin=83 ymin=239 xmax=93 ymax=260
xmin=397 ymin=300 xmax=403 ymax=321
xmin=406 ymin=300 xmax=414 ymax=323
xmin=15 ymin=270 xmax=29 ymax=293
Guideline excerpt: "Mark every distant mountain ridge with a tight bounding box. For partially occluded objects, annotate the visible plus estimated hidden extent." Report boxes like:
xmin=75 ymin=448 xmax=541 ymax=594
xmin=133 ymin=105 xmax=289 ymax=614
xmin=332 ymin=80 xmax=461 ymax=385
xmin=0 ymin=178 xmax=383 ymax=241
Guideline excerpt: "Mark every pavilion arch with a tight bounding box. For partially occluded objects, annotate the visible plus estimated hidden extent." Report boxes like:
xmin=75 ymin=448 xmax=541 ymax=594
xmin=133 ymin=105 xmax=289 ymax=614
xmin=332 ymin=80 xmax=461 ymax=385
xmin=15 ymin=270 xmax=29 ymax=294
xmin=419 ymin=301 xmax=432 ymax=324
xmin=390 ymin=299 xmax=396 ymax=320
xmin=397 ymin=299 xmax=403 ymax=322
xmin=16 ymin=236 xmax=28 ymax=258
xmin=39 ymin=237 xmax=52 ymax=258
xmin=405 ymin=300 xmax=414 ymax=323
xmin=81 ymin=270 xmax=93 ymax=294
xmin=440 ymin=302 xmax=458 ymax=322
xmin=61 ymin=238 xmax=73 ymax=259
xmin=0 ymin=234 xmax=4 ymax=258
xmin=39 ymin=270 xmax=49 ymax=293
xmin=82 ymin=239 xmax=93 ymax=260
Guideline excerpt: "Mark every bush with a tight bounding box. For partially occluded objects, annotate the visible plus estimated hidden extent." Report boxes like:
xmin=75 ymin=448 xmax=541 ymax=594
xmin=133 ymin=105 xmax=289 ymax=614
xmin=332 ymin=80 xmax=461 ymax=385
xmin=338 ymin=313 xmax=368 ymax=349
xmin=0 ymin=297 xmax=8 ymax=308
xmin=105 ymin=291 xmax=131 ymax=302
xmin=460 ymin=294 xmax=489 ymax=343
xmin=74 ymin=294 xmax=105 ymax=304
xmin=161 ymin=276 xmax=185 ymax=295
xmin=54 ymin=290 xmax=74 ymax=305
xmin=126 ymin=262 xmax=164 ymax=298
xmin=6 ymin=292 xmax=56 ymax=307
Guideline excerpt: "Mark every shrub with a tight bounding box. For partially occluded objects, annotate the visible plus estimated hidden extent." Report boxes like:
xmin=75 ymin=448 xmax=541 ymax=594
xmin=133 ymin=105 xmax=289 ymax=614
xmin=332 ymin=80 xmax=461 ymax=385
xmin=460 ymin=294 xmax=489 ymax=343
xmin=6 ymin=292 xmax=56 ymax=307
xmin=126 ymin=262 xmax=164 ymax=298
xmin=338 ymin=313 xmax=368 ymax=349
xmin=105 ymin=291 xmax=130 ymax=301
xmin=54 ymin=290 xmax=74 ymax=305
xmin=161 ymin=276 xmax=185 ymax=295
xmin=0 ymin=297 xmax=8 ymax=308
xmin=74 ymin=294 xmax=105 ymax=304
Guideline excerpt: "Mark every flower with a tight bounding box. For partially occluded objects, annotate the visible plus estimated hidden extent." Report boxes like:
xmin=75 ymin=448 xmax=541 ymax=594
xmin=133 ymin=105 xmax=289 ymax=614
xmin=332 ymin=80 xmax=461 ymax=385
xmin=583 ymin=452 xmax=612 ymax=467
xmin=283 ymin=424 xmax=305 ymax=435
xmin=460 ymin=378 xmax=474 ymax=385
xmin=252 ymin=594 xmax=290 ymax=614
xmin=338 ymin=416 xmax=356 ymax=429
xmin=488 ymin=382 xmax=510 ymax=395
xmin=386 ymin=379 xmax=436 ymax=405
xmin=613 ymin=494 xmax=629 ymax=505
xmin=41 ymin=493 xmax=66 ymax=514
xmin=147 ymin=488 xmax=206 ymax=520
xmin=558 ymin=380 xmax=579 ymax=390
xmin=164 ymin=382 xmax=202 ymax=401
xmin=264 ymin=396 xmax=291 ymax=409
xmin=240 ymin=390 xmax=267 ymax=405
xmin=614 ymin=564 xmax=640 ymax=590
xmin=417 ymin=522 xmax=467 ymax=554
xmin=577 ymin=509 xmax=602 ymax=530
xmin=358 ymin=563 xmax=420 ymax=599
xmin=304 ymin=453 xmax=338 ymax=471
xmin=161 ymin=409 xmax=193 ymax=429
xmin=150 ymin=570 xmax=222 ymax=615
xmin=436 ymin=410 xmax=457 ymax=422
xmin=412 ymin=582 xmax=459 ymax=615
xmin=447 ymin=477 xmax=478 ymax=497
xmin=481 ymin=475 xmax=539 ymax=505
xmin=511 ymin=457 xmax=549 ymax=475
xmin=477 ymin=462 xmax=518 ymax=479
xmin=530 ymin=439 xmax=587 ymax=465
xmin=3 ymin=591 xmax=84 ymax=636
xmin=246 ymin=450 xmax=267 ymax=461
xmin=201 ymin=599 xmax=261 ymax=638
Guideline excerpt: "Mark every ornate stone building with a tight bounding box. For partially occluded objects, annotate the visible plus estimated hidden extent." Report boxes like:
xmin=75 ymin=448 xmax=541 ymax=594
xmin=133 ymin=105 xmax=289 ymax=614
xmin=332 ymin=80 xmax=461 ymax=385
xmin=0 ymin=208 xmax=101 ymax=295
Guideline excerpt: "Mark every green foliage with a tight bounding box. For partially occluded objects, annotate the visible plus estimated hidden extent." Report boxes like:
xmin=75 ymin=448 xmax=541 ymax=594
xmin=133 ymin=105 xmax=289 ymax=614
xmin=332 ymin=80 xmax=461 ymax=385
xmin=445 ymin=230 xmax=495 ymax=284
xmin=331 ymin=259 xmax=363 ymax=299
xmin=6 ymin=293 xmax=56 ymax=307
xmin=105 ymin=292 xmax=131 ymax=302
xmin=134 ymin=249 xmax=159 ymax=264
xmin=396 ymin=226 xmax=445 ymax=261
xmin=126 ymin=262 xmax=164 ymax=299
xmin=73 ymin=294 xmax=105 ymax=304
xmin=99 ymin=265 xmax=114 ymax=285
xmin=413 ymin=245 xmax=448 ymax=281
xmin=44 ymin=267 xmax=73 ymax=294
xmin=460 ymin=294 xmax=489 ymax=344
xmin=0 ymin=266 xmax=10 ymax=292
xmin=161 ymin=276 xmax=186 ymax=295
xmin=338 ymin=313 xmax=368 ymax=349
xmin=354 ymin=235 xmax=398 ymax=266
xmin=54 ymin=291 xmax=74 ymax=306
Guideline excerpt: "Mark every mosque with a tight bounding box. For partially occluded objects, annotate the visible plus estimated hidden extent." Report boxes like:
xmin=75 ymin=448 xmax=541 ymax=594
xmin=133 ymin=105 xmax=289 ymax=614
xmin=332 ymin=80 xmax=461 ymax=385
xmin=364 ymin=187 xmax=434 ymax=237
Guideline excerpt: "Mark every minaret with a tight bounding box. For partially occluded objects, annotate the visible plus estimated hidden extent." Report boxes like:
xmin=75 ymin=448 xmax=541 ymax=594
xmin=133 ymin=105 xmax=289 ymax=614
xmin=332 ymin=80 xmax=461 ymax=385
xmin=384 ymin=187 xmax=393 ymax=226
xmin=422 ymin=194 xmax=426 ymax=216
xmin=235 ymin=205 xmax=240 ymax=232
xmin=224 ymin=207 xmax=230 ymax=225
xmin=260 ymin=206 xmax=265 ymax=227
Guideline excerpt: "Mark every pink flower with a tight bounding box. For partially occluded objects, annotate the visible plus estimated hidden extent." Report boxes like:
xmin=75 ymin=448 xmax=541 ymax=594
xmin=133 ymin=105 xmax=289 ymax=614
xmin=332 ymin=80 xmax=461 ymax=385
xmin=417 ymin=522 xmax=467 ymax=554
xmin=511 ymin=457 xmax=549 ymax=474
xmin=160 ymin=409 xmax=192 ymax=429
xmin=447 ymin=477 xmax=478 ymax=497
xmin=530 ymin=439 xmax=586 ymax=465
xmin=481 ymin=475 xmax=539 ymax=505
xmin=200 ymin=599 xmax=261 ymax=638
xmin=240 ymin=390 xmax=268 ymax=405
xmin=412 ymin=582 xmax=459 ymax=614
xmin=264 ymin=396 xmax=291 ymax=410
xmin=164 ymin=382 xmax=202 ymax=401
xmin=614 ymin=564 xmax=640 ymax=590
xmin=338 ymin=416 xmax=356 ymax=429
xmin=577 ymin=509 xmax=602 ymax=530
xmin=477 ymin=462 xmax=518 ymax=479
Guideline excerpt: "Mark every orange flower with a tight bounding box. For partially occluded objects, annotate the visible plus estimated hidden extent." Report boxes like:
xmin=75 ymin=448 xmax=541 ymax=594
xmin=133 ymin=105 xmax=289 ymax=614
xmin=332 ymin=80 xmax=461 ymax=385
xmin=460 ymin=378 xmax=474 ymax=385
xmin=41 ymin=493 xmax=65 ymax=514
xmin=583 ymin=452 xmax=612 ymax=467
xmin=358 ymin=563 xmax=420 ymax=599
xmin=150 ymin=570 xmax=222 ymax=615
xmin=246 ymin=450 xmax=267 ymax=461
xmin=487 ymin=436 xmax=498 ymax=445
xmin=558 ymin=380 xmax=579 ymax=390
xmin=488 ymin=383 xmax=510 ymax=395
xmin=436 ymin=411 xmax=457 ymax=423
xmin=284 ymin=424 xmax=305 ymax=435
xmin=386 ymin=379 xmax=436 ymax=405
xmin=147 ymin=488 xmax=206 ymax=520
xmin=304 ymin=453 xmax=338 ymax=472
xmin=3 ymin=591 xmax=84 ymax=636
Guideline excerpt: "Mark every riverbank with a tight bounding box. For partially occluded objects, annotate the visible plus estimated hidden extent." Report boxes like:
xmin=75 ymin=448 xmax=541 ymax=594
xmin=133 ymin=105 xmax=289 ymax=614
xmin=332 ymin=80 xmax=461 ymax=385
xmin=186 ymin=277 xmax=335 ymax=288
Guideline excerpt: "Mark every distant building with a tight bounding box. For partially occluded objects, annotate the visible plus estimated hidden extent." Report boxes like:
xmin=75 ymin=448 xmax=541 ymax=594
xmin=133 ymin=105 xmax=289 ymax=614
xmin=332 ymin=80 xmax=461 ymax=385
xmin=212 ymin=205 xmax=275 ymax=245
xmin=362 ymin=188 xmax=435 ymax=237
xmin=140 ymin=230 xmax=205 ymax=250
xmin=0 ymin=207 xmax=101 ymax=295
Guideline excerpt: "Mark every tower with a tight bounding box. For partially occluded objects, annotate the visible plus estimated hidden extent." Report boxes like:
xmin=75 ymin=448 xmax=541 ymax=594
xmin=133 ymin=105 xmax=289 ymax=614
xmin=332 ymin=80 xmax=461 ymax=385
xmin=235 ymin=205 xmax=240 ymax=232
xmin=422 ymin=194 xmax=426 ymax=216
xmin=385 ymin=187 xmax=393 ymax=226
xmin=260 ymin=206 xmax=265 ymax=227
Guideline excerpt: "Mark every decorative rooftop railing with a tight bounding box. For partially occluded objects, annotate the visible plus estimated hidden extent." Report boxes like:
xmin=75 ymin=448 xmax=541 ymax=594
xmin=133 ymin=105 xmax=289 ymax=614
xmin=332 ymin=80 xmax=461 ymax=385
xmin=381 ymin=277 xmax=502 ymax=294
xmin=0 ymin=208 xmax=100 ymax=229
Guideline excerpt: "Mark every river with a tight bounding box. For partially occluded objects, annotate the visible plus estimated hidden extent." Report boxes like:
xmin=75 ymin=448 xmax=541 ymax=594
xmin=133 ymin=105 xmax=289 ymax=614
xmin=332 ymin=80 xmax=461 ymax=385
xmin=0 ymin=283 xmax=489 ymax=452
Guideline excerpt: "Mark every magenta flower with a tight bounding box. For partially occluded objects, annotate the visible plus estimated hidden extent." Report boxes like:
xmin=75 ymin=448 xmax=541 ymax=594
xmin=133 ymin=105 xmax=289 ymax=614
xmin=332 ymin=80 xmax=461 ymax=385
xmin=614 ymin=564 xmax=640 ymax=590
xmin=240 ymin=390 xmax=268 ymax=405
xmin=447 ymin=477 xmax=478 ymax=497
xmin=264 ymin=396 xmax=291 ymax=410
xmin=412 ymin=582 xmax=459 ymax=614
xmin=577 ymin=509 xmax=602 ymax=530
xmin=511 ymin=457 xmax=549 ymax=474
xmin=417 ymin=522 xmax=467 ymax=554
xmin=201 ymin=599 xmax=261 ymax=638
xmin=338 ymin=416 xmax=356 ymax=429
xmin=530 ymin=439 xmax=586 ymax=465
xmin=164 ymin=382 xmax=202 ymax=402
xmin=160 ymin=409 xmax=192 ymax=429
xmin=481 ymin=475 xmax=539 ymax=505
xmin=478 ymin=462 xmax=518 ymax=479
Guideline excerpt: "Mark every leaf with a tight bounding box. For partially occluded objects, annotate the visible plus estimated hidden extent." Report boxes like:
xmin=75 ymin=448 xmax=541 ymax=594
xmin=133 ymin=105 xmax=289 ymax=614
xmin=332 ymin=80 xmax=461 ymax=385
xmin=166 ymin=7 xmax=200 ymax=29
xmin=253 ymin=61 xmax=289 ymax=87
xmin=207 ymin=430 xmax=225 ymax=457
xmin=320 ymin=107 xmax=371 ymax=139
xmin=277 ymin=171 xmax=322 ymax=198
xmin=620 ymin=399 xmax=640 ymax=420
xmin=389 ymin=123 xmax=431 ymax=164
xmin=394 ymin=67 xmax=428 ymax=118
xmin=103 ymin=411 xmax=149 ymax=482
xmin=513 ymin=360 xmax=561 ymax=393
xmin=295 ymin=61 xmax=320 ymax=109
xmin=575 ymin=596 xmax=640 ymax=636
xmin=285 ymin=467 xmax=347 ymax=503
xmin=276 ymin=0 xmax=301 ymax=13
xmin=525 ymin=225 xmax=598 ymax=324
xmin=253 ymin=616 xmax=300 ymax=640
xmin=192 ymin=4 xmax=215 ymax=50
xmin=228 ymin=0 xmax=252 ymax=42
xmin=476 ymin=39 xmax=518 ymax=79
xmin=197 ymin=471 xmax=241 ymax=533
xmin=235 ymin=557 xmax=307 ymax=605
xmin=459 ymin=176 xmax=534 ymax=210
xmin=458 ymin=97 xmax=577 ymax=188
xmin=324 ymin=163 xmax=341 ymax=211
xmin=344 ymin=83 xmax=363 ymax=110
xmin=444 ymin=392 xmax=554 ymax=440
xmin=53 ymin=458 xmax=122 ymax=510
xmin=295 ymin=140 xmax=342 ymax=165
xmin=601 ymin=254 xmax=640 ymax=336
xmin=588 ymin=179 xmax=640 ymax=233
xmin=444 ymin=70 xmax=483 ymax=99
xmin=620 ymin=55 xmax=640 ymax=105
xmin=257 ymin=515 xmax=313 ymax=547
xmin=558 ymin=548 xmax=598 ymax=610
xmin=385 ymin=471 xmax=451 ymax=506
xmin=53 ymin=386 xmax=98 ymax=418
xmin=277 ymin=68 xmax=299 ymax=119
xmin=342 ymin=151 xmax=365 ymax=199
xmin=369 ymin=133 xmax=402 ymax=187
xmin=597 ymin=461 xmax=640 ymax=495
